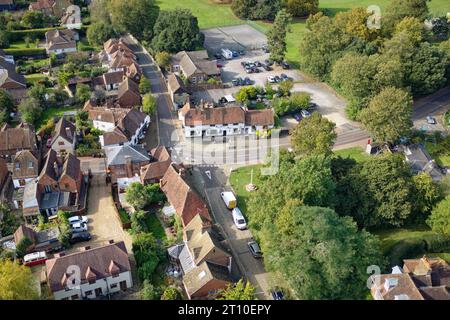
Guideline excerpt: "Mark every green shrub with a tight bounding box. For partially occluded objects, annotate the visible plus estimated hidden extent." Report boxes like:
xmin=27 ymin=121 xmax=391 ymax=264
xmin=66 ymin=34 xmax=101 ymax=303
xmin=423 ymin=234 xmax=450 ymax=252
xmin=387 ymin=238 xmax=426 ymax=266
xmin=9 ymin=27 xmax=64 ymax=41
xmin=4 ymin=48 xmax=46 ymax=57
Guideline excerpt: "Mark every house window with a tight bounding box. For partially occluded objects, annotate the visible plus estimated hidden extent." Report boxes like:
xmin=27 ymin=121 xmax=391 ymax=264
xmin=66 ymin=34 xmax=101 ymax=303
xmin=85 ymin=290 xmax=93 ymax=296
xmin=28 ymin=161 xmax=33 ymax=168
xmin=120 ymin=281 xmax=127 ymax=291
xmin=71 ymin=294 xmax=79 ymax=300
xmin=44 ymin=185 xmax=52 ymax=193
xmin=110 ymin=283 xmax=118 ymax=289
xmin=15 ymin=163 xmax=20 ymax=170
xmin=95 ymin=288 xmax=102 ymax=296
xmin=190 ymin=131 xmax=195 ymax=137
xmin=61 ymin=297 xmax=69 ymax=300
xmin=191 ymin=77 xmax=196 ymax=83
xmin=58 ymin=141 xmax=65 ymax=146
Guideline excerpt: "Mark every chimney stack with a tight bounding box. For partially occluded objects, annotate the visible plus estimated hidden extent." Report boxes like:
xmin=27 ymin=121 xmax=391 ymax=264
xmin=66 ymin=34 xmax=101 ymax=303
xmin=124 ymin=156 xmax=133 ymax=177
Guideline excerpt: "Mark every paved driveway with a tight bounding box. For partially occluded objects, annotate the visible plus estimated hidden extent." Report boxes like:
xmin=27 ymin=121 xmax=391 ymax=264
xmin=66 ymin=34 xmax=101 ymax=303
xmin=70 ymin=176 xmax=133 ymax=254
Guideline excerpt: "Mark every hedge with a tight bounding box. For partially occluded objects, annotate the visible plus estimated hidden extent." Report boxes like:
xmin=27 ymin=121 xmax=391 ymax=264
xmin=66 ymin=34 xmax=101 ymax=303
xmin=9 ymin=27 xmax=64 ymax=41
xmin=387 ymin=234 xmax=450 ymax=266
xmin=4 ymin=48 xmax=47 ymax=57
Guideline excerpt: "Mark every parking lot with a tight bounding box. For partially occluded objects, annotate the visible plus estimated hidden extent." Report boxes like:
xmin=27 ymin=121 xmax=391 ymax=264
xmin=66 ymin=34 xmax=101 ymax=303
xmin=203 ymin=24 xmax=267 ymax=53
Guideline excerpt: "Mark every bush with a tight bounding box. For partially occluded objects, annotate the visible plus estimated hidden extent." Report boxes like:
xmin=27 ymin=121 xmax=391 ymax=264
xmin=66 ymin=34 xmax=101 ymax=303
xmin=16 ymin=237 xmax=33 ymax=258
xmin=3 ymin=48 xmax=46 ymax=57
xmin=423 ymin=234 xmax=450 ymax=252
xmin=387 ymin=238 xmax=426 ymax=266
xmin=9 ymin=27 xmax=64 ymax=42
xmin=161 ymin=286 xmax=181 ymax=300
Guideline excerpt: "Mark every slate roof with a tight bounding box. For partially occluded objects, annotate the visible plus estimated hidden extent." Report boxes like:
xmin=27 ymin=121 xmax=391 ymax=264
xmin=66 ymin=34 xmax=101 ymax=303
xmin=0 ymin=58 xmax=27 ymax=89
xmin=183 ymin=106 xmax=245 ymax=126
xmin=61 ymin=153 xmax=80 ymax=181
xmin=52 ymin=117 xmax=76 ymax=144
xmin=183 ymin=261 xmax=233 ymax=298
xmin=174 ymin=50 xmax=220 ymax=79
xmin=0 ymin=126 xmax=37 ymax=153
xmin=45 ymin=29 xmax=77 ymax=51
xmin=104 ymin=144 xmax=149 ymax=166
xmin=12 ymin=150 xmax=39 ymax=180
xmin=102 ymin=127 xmax=129 ymax=147
xmin=245 ymin=109 xmax=275 ymax=126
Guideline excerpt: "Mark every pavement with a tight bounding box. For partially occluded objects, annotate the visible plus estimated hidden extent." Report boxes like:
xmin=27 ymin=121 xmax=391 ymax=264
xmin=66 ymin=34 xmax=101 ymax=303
xmin=188 ymin=166 xmax=272 ymax=300
xmin=412 ymin=86 xmax=450 ymax=132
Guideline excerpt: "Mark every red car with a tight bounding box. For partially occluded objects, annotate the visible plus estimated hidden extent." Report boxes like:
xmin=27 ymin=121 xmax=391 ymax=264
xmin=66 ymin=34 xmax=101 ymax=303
xmin=217 ymin=63 xmax=223 ymax=68
xmin=23 ymin=251 xmax=47 ymax=267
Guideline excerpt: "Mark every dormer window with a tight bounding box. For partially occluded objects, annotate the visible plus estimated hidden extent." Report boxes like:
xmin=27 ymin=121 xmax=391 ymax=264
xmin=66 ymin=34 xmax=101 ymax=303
xmin=15 ymin=162 xmax=20 ymax=170
xmin=28 ymin=161 xmax=33 ymax=168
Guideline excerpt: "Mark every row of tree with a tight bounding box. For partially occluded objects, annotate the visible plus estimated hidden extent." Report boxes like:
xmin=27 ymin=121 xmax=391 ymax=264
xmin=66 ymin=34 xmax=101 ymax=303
xmin=231 ymin=0 xmax=319 ymax=21
xmin=300 ymin=1 xmax=450 ymax=121
xmin=87 ymin=0 xmax=204 ymax=54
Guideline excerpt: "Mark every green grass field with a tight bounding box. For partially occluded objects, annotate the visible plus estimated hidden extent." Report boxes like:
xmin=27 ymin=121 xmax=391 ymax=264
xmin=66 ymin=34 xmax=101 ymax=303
xmin=24 ymin=73 xmax=47 ymax=85
xmin=145 ymin=212 xmax=167 ymax=240
xmin=157 ymin=0 xmax=448 ymax=64
xmin=8 ymin=41 xmax=38 ymax=49
xmin=229 ymin=164 xmax=263 ymax=215
xmin=36 ymin=106 xmax=78 ymax=130
xmin=334 ymin=146 xmax=370 ymax=163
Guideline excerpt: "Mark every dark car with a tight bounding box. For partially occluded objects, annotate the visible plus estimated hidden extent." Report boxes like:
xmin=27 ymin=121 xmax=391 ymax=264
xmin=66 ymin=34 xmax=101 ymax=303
xmin=309 ymin=102 xmax=318 ymax=110
xmin=244 ymin=77 xmax=252 ymax=85
xmin=293 ymin=113 xmax=302 ymax=122
xmin=254 ymin=61 xmax=262 ymax=67
xmin=214 ymin=53 xmax=222 ymax=59
xmin=271 ymin=290 xmax=284 ymax=300
xmin=252 ymin=67 xmax=261 ymax=73
xmin=274 ymin=75 xmax=281 ymax=83
xmin=245 ymin=67 xmax=254 ymax=74
xmin=232 ymin=79 xmax=239 ymax=86
xmin=263 ymin=64 xmax=272 ymax=71
xmin=232 ymin=50 xmax=239 ymax=58
xmin=239 ymin=50 xmax=245 ymax=56
xmin=264 ymin=59 xmax=274 ymax=66
xmin=248 ymin=241 xmax=263 ymax=258
xmin=281 ymin=61 xmax=290 ymax=69
xmin=280 ymin=73 xmax=288 ymax=80
xmin=69 ymin=232 xmax=91 ymax=244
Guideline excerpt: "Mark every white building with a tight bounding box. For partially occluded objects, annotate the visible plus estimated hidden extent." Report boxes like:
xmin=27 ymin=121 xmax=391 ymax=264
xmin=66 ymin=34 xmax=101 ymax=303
xmin=178 ymin=102 xmax=274 ymax=138
xmin=46 ymin=240 xmax=133 ymax=300
xmin=60 ymin=5 xmax=82 ymax=29
xmin=45 ymin=29 xmax=78 ymax=55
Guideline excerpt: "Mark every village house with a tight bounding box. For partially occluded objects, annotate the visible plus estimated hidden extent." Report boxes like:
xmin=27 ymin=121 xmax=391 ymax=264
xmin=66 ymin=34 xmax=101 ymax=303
xmin=22 ymin=150 xmax=87 ymax=224
xmin=140 ymin=146 xmax=172 ymax=185
xmin=60 ymin=4 xmax=81 ymax=29
xmin=45 ymin=29 xmax=78 ymax=55
xmin=167 ymin=214 xmax=235 ymax=299
xmin=0 ymin=50 xmax=27 ymax=102
xmin=117 ymin=77 xmax=141 ymax=108
xmin=160 ymin=164 xmax=211 ymax=227
xmin=87 ymin=107 xmax=150 ymax=147
xmin=170 ymin=50 xmax=221 ymax=85
xmin=0 ymin=124 xmax=38 ymax=161
xmin=12 ymin=150 xmax=40 ymax=188
xmin=403 ymin=144 xmax=444 ymax=181
xmin=29 ymin=0 xmax=72 ymax=18
xmin=45 ymin=240 xmax=133 ymax=300
xmin=98 ymin=39 xmax=141 ymax=82
xmin=14 ymin=224 xmax=61 ymax=253
xmin=93 ymin=70 xmax=125 ymax=92
xmin=49 ymin=117 xmax=76 ymax=156
xmin=104 ymin=144 xmax=150 ymax=189
xmin=178 ymin=102 xmax=275 ymax=138
xmin=167 ymin=73 xmax=190 ymax=109
xmin=370 ymin=256 xmax=450 ymax=300
xmin=0 ymin=0 xmax=15 ymax=11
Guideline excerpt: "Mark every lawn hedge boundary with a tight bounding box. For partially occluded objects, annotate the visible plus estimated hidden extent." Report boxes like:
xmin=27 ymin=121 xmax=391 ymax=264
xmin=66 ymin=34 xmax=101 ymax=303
xmin=9 ymin=27 xmax=64 ymax=41
xmin=4 ymin=48 xmax=47 ymax=57
xmin=387 ymin=234 xmax=450 ymax=266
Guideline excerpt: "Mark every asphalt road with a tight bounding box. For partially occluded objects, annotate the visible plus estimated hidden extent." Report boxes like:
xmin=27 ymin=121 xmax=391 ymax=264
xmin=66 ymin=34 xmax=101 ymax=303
xmin=123 ymin=35 xmax=179 ymax=147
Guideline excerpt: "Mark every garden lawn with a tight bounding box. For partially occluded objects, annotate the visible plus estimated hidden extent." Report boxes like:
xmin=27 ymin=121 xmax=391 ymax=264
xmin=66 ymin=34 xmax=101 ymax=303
xmin=425 ymin=141 xmax=450 ymax=167
xmin=145 ymin=212 xmax=167 ymax=241
xmin=25 ymin=73 xmax=47 ymax=84
xmin=36 ymin=106 xmax=78 ymax=130
xmin=157 ymin=0 xmax=448 ymax=66
xmin=229 ymin=164 xmax=263 ymax=215
xmin=333 ymin=146 xmax=370 ymax=163
xmin=156 ymin=0 xmax=241 ymax=29
xmin=8 ymin=41 xmax=38 ymax=49
xmin=20 ymin=58 xmax=49 ymax=69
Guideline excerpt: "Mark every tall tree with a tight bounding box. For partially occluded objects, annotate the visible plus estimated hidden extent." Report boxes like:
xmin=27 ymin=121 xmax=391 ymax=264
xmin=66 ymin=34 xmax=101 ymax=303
xmin=87 ymin=22 xmax=117 ymax=47
xmin=265 ymin=205 xmax=384 ymax=300
xmin=427 ymin=195 xmax=450 ymax=235
xmin=383 ymin=0 xmax=430 ymax=34
xmin=109 ymin=0 xmax=159 ymax=41
xmin=89 ymin=0 xmax=112 ymax=24
xmin=290 ymin=112 xmax=337 ymax=156
xmin=218 ymin=280 xmax=256 ymax=300
xmin=360 ymin=87 xmax=413 ymax=144
xmin=231 ymin=0 xmax=282 ymax=21
xmin=267 ymin=9 xmax=292 ymax=63
xmin=0 ymin=89 xmax=14 ymax=124
xmin=0 ymin=259 xmax=39 ymax=300
xmin=151 ymin=9 xmax=204 ymax=53
xmin=284 ymin=0 xmax=318 ymax=17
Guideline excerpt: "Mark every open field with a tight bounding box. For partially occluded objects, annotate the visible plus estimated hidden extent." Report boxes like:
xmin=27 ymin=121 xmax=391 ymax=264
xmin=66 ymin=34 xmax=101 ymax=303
xmin=157 ymin=0 xmax=448 ymax=65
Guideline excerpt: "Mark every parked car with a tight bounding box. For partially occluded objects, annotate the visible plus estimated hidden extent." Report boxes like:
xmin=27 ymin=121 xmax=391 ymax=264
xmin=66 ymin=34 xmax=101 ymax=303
xmin=245 ymin=67 xmax=254 ymax=74
xmin=309 ymin=102 xmax=318 ymax=110
xmin=264 ymin=59 xmax=274 ymax=66
xmin=301 ymin=110 xmax=311 ymax=118
xmin=248 ymin=241 xmax=263 ymax=259
xmin=239 ymin=50 xmax=245 ymax=56
xmin=232 ymin=79 xmax=240 ymax=86
xmin=244 ymin=77 xmax=252 ymax=85
xmin=426 ymin=116 xmax=436 ymax=124
xmin=221 ymin=191 xmax=237 ymax=209
xmin=263 ymin=64 xmax=272 ymax=71
xmin=23 ymin=251 xmax=47 ymax=267
xmin=293 ymin=113 xmax=302 ymax=122
xmin=214 ymin=53 xmax=222 ymax=59
xmin=271 ymin=290 xmax=284 ymax=300
xmin=254 ymin=61 xmax=262 ymax=67
xmin=274 ymin=75 xmax=281 ymax=83
xmin=232 ymin=207 xmax=247 ymax=230
xmin=71 ymin=222 xmax=88 ymax=233
xmin=267 ymin=76 xmax=276 ymax=83
xmin=241 ymin=61 xmax=248 ymax=67
xmin=232 ymin=50 xmax=239 ymax=58
xmin=68 ymin=215 xmax=88 ymax=225
xmin=281 ymin=61 xmax=290 ymax=69
xmin=69 ymin=232 xmax=91 ymax=244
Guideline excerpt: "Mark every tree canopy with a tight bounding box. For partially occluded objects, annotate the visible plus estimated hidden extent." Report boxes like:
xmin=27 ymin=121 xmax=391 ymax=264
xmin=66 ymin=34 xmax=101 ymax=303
xmin=218 ymin=279 xmax=256 ymax=300
xmin=0 ymin=259 xmax=39 ymax=300
xmin=427 ymin=195 xmax=450 ymax=235
xmin=267 ymin=9 xmax=292 ymax=63
xmin=151 ymin=9 xmax=204 ymax=53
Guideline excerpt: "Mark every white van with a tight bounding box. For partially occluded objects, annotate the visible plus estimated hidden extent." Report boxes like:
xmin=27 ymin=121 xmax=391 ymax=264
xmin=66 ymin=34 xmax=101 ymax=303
xmin=232 ymin=207 xmax=247 ymax=230
xmin=221 ymin=191 xmax=237 ymax=209
xmin=221 ymin=48 xmax=233 ymax=60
